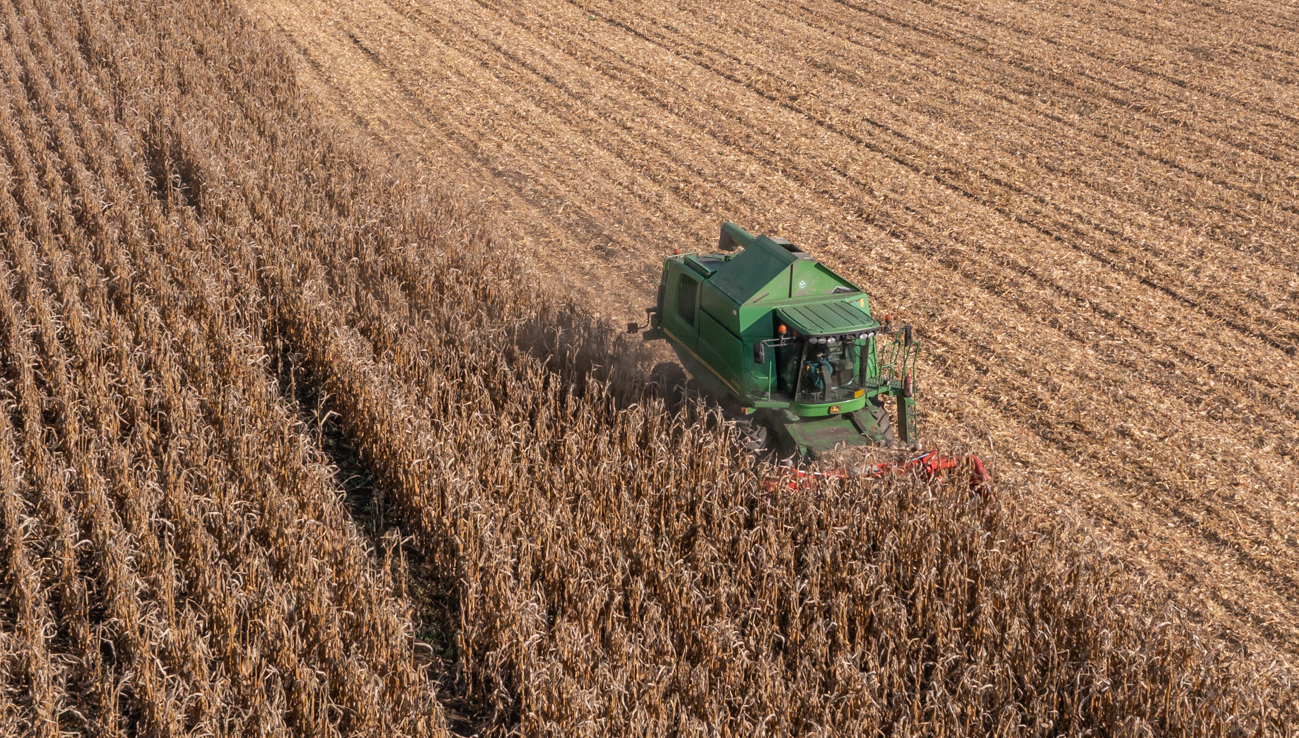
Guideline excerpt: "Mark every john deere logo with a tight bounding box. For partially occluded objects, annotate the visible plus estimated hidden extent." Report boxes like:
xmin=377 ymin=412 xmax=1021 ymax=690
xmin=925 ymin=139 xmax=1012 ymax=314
xmin=798 ymin=279 xmax=807 ymax=290
xmin=829 ymin=405 xmax=840 ymax=414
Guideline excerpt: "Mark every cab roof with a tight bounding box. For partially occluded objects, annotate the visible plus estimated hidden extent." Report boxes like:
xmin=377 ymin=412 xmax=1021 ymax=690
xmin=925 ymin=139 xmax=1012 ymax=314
xmin=777 ymin=301 xmax=879 ymax=337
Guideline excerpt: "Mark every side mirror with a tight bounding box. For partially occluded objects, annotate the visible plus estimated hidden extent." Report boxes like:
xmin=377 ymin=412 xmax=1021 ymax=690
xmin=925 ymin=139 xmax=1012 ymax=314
xmin=753 ymin=342 xmax=766 ymax=364
xmin=626 ymin=321 xmax=640 ymax=334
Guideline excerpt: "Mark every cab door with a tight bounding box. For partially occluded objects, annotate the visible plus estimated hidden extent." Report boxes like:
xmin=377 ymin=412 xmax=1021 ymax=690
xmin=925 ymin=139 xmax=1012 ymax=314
xmin=662 ymin=268 xmax=700 ymax=352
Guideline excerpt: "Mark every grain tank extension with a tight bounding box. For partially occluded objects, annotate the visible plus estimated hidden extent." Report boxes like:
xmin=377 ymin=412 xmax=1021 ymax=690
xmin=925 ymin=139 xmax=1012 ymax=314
xmin=631 ymin=222 xmax=920 ymax=459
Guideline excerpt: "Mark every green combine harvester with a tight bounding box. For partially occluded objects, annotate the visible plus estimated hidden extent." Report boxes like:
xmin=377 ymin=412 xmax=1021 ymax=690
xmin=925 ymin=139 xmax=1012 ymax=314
xmin=631 ymin=222 xmax=920 ymax=459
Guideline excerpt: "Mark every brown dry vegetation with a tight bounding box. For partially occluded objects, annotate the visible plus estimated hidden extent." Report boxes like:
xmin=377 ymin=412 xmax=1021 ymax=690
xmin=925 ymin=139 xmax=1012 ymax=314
xmin=0 ymin=0 xmax=1296 ymax=736
xmin=244 ymin=0 xmax=1299 ymax=676
xmin=0 ymin=0 xmax=448 ymax=734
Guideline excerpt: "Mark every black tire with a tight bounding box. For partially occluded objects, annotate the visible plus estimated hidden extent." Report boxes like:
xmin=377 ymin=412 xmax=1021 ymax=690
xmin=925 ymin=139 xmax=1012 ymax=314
xmin=649 ymin=362 xmax=688 ymax=392
xmin=872 ymin=403 xmax=896 ymax=447
xmin=737 ymin=417 xmax=770 ymax=453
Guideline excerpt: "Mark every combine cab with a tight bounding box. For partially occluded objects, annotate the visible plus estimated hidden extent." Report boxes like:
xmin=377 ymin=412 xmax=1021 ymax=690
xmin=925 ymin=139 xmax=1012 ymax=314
xmin=632 ymin=222 xmax=921 ymax=459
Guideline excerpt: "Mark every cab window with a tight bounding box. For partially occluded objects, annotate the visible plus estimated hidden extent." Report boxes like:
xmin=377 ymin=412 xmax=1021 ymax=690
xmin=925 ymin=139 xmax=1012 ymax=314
xmin=796 ymin=340 xmax=862 ymax=403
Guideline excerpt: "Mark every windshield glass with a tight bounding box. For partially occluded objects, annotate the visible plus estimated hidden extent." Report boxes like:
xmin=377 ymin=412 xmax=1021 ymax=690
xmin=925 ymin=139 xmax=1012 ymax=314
xmin=795 ymin=340 xmax=861 ymax=403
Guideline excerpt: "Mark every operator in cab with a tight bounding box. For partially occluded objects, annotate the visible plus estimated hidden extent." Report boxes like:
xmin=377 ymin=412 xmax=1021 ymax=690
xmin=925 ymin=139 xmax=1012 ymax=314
xmin=804 ymin=345 xmax=833 ymax=402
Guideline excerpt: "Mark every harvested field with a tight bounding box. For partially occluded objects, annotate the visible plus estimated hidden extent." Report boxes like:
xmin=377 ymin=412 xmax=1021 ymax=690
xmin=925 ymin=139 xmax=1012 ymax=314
xmin=2 ymin=0 xmax=1297 ymax=734
xmin=243 ymin=0 xmax=1299 ymax=667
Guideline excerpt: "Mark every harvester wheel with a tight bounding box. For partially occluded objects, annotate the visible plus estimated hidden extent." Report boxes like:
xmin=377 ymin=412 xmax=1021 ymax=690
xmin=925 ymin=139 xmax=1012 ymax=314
xmin=737 ymin=417 xmax=770 ymax=453
xmin=649 ymin=362 xmax=688 ymax=393
xmin=871 ymin=404 xmax=896 ymax=447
